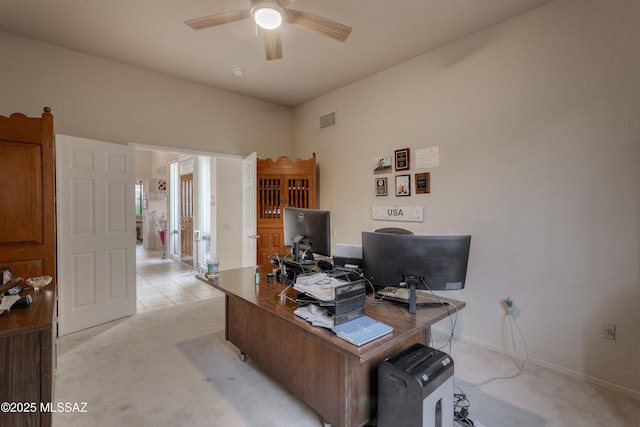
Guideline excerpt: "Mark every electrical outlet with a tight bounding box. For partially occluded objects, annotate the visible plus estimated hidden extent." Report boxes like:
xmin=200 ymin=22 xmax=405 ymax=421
xmin=502 ymin=297 xmax=514 ymax=313
xmin=601 ymin=322 xmax=616 ymax=340
xmin=502 ymin=298 xmax=521 ymax=318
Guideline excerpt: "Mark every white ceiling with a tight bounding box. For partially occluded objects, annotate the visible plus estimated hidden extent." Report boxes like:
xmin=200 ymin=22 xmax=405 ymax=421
xmin=0 ymin=0 xmax=555 ymax=107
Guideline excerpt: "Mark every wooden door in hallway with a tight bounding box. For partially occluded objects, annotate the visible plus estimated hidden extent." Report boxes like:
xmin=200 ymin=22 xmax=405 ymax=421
xmin=180 ymin=173 xmax=193 ymax=265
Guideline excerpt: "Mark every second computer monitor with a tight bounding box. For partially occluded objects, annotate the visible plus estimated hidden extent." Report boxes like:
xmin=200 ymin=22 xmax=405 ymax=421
xmin=283 ymin=207 xmax=331 ymax=262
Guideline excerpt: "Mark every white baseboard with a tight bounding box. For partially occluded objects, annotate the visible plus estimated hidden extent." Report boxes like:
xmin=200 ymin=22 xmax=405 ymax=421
xmin=449 ymin=331 xmax=640 ymax=401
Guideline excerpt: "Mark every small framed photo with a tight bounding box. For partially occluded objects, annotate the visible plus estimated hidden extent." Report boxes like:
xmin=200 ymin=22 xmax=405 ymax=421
xmin=395 ymin=148 xmax=410 ymax=171
xmin=395 ymin=174 xmax=411 ymax=197
xmin=375 ymin=177 xmax=388 ymax=196
xmin=373 ymin=155 xmax=392 ymax=175
xmin=415 ymin=172 xmax=430 ymax=194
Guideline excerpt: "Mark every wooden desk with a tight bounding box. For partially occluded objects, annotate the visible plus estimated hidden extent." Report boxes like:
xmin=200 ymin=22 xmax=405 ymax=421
xmin=198 ymin=267 xmax=465 ymax=427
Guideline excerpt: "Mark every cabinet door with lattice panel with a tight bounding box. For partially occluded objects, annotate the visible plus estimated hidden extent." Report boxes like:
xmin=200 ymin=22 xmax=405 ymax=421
xmin=285 ymin=174 xmax=314 ymax=209
xmin=256 ymin=154 xmax=317 ymax=262
xmin=257 ymin=175 xmax=284 ymax=224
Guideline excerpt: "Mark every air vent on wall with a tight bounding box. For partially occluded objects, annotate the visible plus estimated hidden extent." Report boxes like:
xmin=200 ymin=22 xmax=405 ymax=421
xmin=319 ymin=111 xmax=336 ymax=130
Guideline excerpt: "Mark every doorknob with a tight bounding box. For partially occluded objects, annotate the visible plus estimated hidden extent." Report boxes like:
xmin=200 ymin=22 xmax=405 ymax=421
xmin=247 ymin=235 xmax=260 ymax=239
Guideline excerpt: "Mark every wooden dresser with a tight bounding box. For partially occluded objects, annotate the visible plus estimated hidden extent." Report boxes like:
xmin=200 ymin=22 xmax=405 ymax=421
xmin=0 ymin=286 xmax=56 ymax=427
xmin=256 ymin=154 xmax=317 ymax=265
xmin=0 ymin=107 xmax=57 ymax=427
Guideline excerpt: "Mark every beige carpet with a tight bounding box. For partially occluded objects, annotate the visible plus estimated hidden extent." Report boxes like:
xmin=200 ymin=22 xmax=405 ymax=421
xmin=53 ymin=296 xmax=322 ymax=426
xmin=53 ymin=295 xmax=640 ymax=426
xmin=447 ymin=337 xmax=640 ymax=427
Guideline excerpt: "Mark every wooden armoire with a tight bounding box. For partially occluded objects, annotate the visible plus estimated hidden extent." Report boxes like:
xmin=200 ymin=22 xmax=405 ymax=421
xmin=0 ymin=107 xmax=57 ymax=427
xmin=256 ymin=154 xmax=317 ymax=265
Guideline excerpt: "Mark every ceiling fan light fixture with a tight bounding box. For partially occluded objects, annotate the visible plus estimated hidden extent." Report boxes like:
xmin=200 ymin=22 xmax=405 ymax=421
xmin=251 ymin=0 xmax=284 ymax=30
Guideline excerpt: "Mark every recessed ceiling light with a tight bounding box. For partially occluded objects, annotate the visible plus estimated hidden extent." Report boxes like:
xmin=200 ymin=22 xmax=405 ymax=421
xmin=232 ymin=68 xmax=245 ymax=77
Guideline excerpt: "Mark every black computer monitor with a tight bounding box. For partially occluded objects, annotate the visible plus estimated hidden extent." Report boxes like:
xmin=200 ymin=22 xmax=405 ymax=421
xmin=283 ymin=208 xmax=331 ymax=262
xmin=362 ymin=231 xmax=471 ymax=313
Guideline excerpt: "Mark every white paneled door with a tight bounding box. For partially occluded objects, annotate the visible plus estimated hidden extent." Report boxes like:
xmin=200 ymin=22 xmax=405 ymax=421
xmin=56 ymin=135 xmax=136 ymax=336
xmin=242 ymin=152 xmax=257 ymax=267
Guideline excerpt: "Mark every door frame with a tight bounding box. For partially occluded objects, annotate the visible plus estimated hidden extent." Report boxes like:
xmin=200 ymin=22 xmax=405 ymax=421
xmin=133 ymin=144 xmax=247 ymax=270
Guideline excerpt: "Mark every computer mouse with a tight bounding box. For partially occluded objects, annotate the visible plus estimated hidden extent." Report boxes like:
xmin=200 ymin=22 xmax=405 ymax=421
xmin=317 ymin=260 xmax=333 ymax=271
xmin=12 ymin=294 xmax=32 ymax=308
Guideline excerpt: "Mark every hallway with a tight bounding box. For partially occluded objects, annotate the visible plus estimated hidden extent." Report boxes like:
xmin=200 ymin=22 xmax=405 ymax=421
xmin=136 ymin=244 xmax=221 ymax=312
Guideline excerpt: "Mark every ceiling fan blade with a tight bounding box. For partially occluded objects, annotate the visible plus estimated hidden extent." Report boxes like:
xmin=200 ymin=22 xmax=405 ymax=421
xmin=286 ymin=9 xmax=352 ymax=42
xmin=263 ymin=29 xmax=283 ymax=61
xmin=185 ymin=10 xmax=251 ymax=30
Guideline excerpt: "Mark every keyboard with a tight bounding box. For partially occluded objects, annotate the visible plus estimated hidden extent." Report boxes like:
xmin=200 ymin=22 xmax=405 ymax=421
xmin=377 ymin=287 xmax=447 ymax=305
xmin=378 ymin=287 xmax=412 ymax=300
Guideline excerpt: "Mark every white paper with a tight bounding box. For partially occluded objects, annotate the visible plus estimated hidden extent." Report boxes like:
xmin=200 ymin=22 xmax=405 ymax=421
xmin=415 ymin=146 xmax=440 ymax=169
xmin=294 ymin=305 xmax=334 ymax=328
xmin=294 ymin=276 xmax=348 ymax=301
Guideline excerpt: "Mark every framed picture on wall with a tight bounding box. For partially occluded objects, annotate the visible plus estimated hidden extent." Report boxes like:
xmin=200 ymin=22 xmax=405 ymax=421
xmin=373 ymin=155 xmax=392 ymax=174
xmin=415 ymin=172 xmax=430 ymax=194
xmin=395 ymin=174 xmax=411 ymax=196
xmin=375 ymin=177 xmax=388 ymax=196
xmin=394 ymin=148 xmax=410 ymax=171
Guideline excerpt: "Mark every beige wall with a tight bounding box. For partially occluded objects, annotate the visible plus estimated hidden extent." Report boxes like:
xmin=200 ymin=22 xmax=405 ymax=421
xmin=0 ymin=28 xmax=291 ymax=273
xmin=2 ymin=0 xmax=638 ymax=399
xmin=293 ymin=0 xmax=640 ymax=396
xmin=0 ymin=30 xmax=293 ymax=157
xmin=135 ymin=150 xmax=153 ymax=179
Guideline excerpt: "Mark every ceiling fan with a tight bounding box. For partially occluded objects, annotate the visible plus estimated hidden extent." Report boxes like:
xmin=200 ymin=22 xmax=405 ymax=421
xmin=185 ymin=0 xmax=352 ymax=61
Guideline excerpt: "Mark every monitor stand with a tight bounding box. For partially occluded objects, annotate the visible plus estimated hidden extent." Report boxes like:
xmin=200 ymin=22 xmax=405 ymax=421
xmin=292 ymin=235 xmax=304 ymax=263
xmin=405 ymin=276 xmax=421 ymax=315
xmin=292 ymin=235 xmax=314 ymax=264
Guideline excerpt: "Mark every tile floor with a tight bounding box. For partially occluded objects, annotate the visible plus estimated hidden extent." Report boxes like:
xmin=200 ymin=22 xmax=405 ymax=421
xmin=135 ymin=244 xmax=221 ymax=312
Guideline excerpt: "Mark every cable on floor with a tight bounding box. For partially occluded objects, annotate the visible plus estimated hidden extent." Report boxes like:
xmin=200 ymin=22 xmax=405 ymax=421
xmin=455 ymin=311 xmax=529 ymax=387
xmin=454 ymin=387 xmax=475 ymax=426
